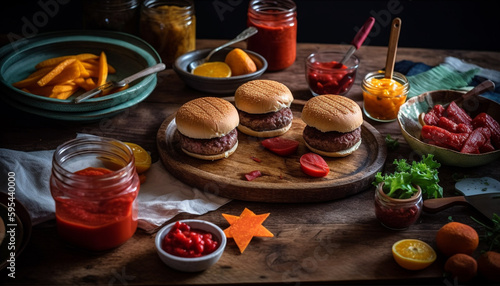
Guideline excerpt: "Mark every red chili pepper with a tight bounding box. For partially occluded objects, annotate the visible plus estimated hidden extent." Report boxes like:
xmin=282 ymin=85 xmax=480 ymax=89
xmin=437 ymin=116 xmax=459 ymax=133
xmin=424 ymin=111 xmax=440 ymax=126
xmin=250 ymin=156 xmax=262 ymax=163
xmin=421 ymin=125 xmax=469 ymax=151
xmin=472 ymin=112 xmax=500 ymax=149
xmin=460 ymin=127 xmax=491 ymax=154
xmin=245 ymin=170 xmax=262 ymax=181
xmin=446 ymin=101 xmax=472 ymax=126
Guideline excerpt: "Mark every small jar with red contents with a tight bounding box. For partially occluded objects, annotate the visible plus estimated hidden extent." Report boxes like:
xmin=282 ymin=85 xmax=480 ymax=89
xmin=50 ymin=137 xmax=140 ymax=251
xmin=374 ymin=183 xmax=423 ymax=230
xmin=247 ymin=0 xmax=297 ymax=71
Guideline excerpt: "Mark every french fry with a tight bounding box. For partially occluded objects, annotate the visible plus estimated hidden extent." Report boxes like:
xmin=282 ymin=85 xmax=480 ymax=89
xmin=46 ymin=61 xmax=81 ymax=85
xmin=74 ymin=77 xmax=96 ymax=91
xmin=96 ymin=51 xmax=108 ymax=87
xmin=37 ymin=58 xmax=76 ymax=87
xmin=83 ymin=59 xmax=116 ymax=74
xmin=35 ymin=53 xmax=99 ymax=69
xmin=12 ymin=51 xmax=123 ymax=100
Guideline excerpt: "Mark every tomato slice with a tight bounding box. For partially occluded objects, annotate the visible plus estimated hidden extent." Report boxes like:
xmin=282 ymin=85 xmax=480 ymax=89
xmin=299 ymin=153 xmax=330 ymax=177
xmin=261 ymin=137 xmax=299 ymax=156
xmin=245 ymin=170 xmax=262 ymax=181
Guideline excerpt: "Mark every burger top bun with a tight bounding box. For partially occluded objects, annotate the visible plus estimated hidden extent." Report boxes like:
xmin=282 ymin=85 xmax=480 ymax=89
xmin=234 ymin=79 xmax=293 ymax=114
xmin=176 ymin=97 xmax=239 ymax=139
xmin=301 ymin=94 xmax=363 ymax=133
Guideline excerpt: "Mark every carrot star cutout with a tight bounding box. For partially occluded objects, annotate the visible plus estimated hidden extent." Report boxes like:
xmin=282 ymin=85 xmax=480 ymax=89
xmin=222 ymin=208 xmax=273 ymax=253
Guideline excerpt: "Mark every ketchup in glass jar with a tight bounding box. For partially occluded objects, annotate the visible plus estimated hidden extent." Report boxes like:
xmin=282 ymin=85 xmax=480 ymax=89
xmin=50 ymin=137 xmax=140 ymax=251
xmin=247 ymin=0 xmax=297 ymax=71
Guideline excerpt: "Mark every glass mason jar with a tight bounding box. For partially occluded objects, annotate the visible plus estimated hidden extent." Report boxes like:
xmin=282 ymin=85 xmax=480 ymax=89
xmin=374 ymin=182 xmax=423 ymax=230
xmin=83 ymin=0 xmax=140 ymax=35
xmin=50 ymin=137 xmax=140 ymax=251
xmin=247 ymin=0 xmax=297 ymax=71
xmin=140 ymin=0 xmax=196 ymax=67
xmin=362 ymin=71 xmax=409 ymax=122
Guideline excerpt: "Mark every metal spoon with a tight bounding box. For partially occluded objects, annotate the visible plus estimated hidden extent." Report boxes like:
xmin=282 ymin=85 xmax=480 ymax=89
xmin=334 ymin=17 xmax=375 ymax=68
xmin=188 ymin=27 xmax=258 ymax=72
xmin=74 ymin=63 xmax=166 ymax=103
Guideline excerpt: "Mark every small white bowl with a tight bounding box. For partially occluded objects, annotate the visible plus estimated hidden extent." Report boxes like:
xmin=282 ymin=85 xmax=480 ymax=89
xmin=155 ymin=219 xmax=226 ymax=272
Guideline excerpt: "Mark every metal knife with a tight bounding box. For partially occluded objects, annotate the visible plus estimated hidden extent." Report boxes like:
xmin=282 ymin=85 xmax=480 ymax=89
xmin=73 ymin=63 xmax=166 ymax=103
xmin=423 ymin=193 xmax=500 ymax=222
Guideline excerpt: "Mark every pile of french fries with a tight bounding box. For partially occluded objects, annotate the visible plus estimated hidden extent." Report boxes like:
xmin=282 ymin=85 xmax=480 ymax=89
xmin=12 ymin=52 xmax=121 ymax=100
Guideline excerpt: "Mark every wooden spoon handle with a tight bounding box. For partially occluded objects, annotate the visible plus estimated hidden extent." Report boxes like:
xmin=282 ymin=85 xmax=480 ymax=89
xmin=423 ymin=196 xmax=469 ymax=213
xmin=457 ymin=79 xmax=496 ymax=105
xmin=385 ymin=18 xmax=402 ymax=79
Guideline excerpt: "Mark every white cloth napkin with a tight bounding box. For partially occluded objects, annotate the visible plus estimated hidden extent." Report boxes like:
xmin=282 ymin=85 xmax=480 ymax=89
xmin=0 ymin=135 xmax=231 ymax=233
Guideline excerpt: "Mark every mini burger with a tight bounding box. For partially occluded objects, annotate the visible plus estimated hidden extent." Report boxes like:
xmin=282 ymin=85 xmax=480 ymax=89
xmin=175 ymin=97 xmax=239 ymax=160
xmin=301 ymin=94 xmax=363 ymax=157
xmin=234 ymin=79 xmax=294 ymax=137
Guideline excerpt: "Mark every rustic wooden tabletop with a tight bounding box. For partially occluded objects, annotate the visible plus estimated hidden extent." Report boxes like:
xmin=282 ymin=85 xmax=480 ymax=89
xmin=1 ymin=39 xmax=499 ymax=285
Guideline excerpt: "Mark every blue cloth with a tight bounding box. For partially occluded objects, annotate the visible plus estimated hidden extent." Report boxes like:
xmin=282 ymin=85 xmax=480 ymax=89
xmin=394 ymin=59 xmax=500 ymax=103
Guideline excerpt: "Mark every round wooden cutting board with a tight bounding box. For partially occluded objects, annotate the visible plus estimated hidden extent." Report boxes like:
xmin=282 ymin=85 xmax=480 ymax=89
xmin=157 ymin=100 xmax=387 ymax=203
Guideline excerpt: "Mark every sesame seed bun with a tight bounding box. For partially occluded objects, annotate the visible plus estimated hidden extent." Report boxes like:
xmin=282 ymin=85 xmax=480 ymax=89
xmin=301 ymin=94 xmax=362 ymax=133
xmin=176 ymin=97 xmax=239 ymax=139
xmin=234 ymin=79 xmax=293 ymax=114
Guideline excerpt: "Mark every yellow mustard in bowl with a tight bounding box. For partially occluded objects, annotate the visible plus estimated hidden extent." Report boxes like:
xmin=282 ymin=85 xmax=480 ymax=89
xmin=362 ymin=71 xmax=409 ymax=122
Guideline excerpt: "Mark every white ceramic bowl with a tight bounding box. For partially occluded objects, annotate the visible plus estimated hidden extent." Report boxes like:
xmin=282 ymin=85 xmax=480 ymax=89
xmin=155 ymin=219 xmax=226 ymax=272
xmin=397 ymin=89 xmax=500 ymax=167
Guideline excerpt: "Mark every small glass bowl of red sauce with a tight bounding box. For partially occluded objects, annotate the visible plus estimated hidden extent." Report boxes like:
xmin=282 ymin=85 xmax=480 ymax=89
xmin=305 ymin=51 xmax=359 ymax=96
xmin=155 ymin=219 xmax=226 ymax=272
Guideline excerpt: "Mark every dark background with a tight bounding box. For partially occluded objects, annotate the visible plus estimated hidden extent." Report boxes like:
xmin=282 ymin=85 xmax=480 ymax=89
xmin=1 ymin=0 xmax=499 ymax=51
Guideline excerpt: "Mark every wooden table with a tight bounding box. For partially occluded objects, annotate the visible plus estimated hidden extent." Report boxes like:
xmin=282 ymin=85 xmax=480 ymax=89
xmin=1 ymin=40 xmax=499 ymax=285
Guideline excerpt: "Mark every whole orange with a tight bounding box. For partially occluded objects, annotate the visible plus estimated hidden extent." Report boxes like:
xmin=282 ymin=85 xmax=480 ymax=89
xmin=477 ymin=251 xmax=500 ymax=282
xmin=435 ymin=222 xmax=479 ymax=256
xmin=444 ymin=253 xmax=477 ymax=283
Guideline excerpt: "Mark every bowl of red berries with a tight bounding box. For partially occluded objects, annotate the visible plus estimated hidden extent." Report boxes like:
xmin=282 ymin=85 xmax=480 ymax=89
xmin=305 ymin=51 xmax=359 ymax=96
xmin=155 ymin=219 xmax=226 ymax=272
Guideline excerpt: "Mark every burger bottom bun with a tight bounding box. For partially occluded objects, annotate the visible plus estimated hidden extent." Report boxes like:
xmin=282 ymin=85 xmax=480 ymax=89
xmin=305 ymin=139 xmax=362 ymax=157
xmin=182 ymin=141 xmax=238 ymax=161
xmin=237 ymin=122 xmax=292 ymax=138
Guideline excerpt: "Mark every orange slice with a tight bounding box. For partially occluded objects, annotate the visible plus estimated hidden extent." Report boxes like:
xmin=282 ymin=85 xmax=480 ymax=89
xmin=125 ymin=142 xmax=152 ymax=174
xmin=225 ymin=48 xmax=257 ymax=76
xmin=192 ymin=62 xmax=232 ymax=78
xmin=392 ymin=239 xmax=437 ymax=270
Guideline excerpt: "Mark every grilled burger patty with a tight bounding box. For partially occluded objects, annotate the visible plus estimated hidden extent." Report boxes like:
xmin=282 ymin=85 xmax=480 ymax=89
xmin=303 ymin=125 xmax=361 ymax=152
xmin=238 ymin=107 xmax=293 ymax=131
xmin=179 ymin=128 xmax=238 ymax=155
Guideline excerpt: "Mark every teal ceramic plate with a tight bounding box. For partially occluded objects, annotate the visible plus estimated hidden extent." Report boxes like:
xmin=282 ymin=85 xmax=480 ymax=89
xmin=397 ymin=89 xmax=500 ymax=167
xmin=0 ymin=76 xmax=155 ymax=122
xmin=0 ymin=30 xmax=160 ymax=112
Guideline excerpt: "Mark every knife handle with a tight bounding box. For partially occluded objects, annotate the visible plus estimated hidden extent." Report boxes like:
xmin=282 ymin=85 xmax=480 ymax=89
xmin=423 ymin=196 xmax=469 ymax=213
xmin=352 ymin=17 xmax=375 ymax=49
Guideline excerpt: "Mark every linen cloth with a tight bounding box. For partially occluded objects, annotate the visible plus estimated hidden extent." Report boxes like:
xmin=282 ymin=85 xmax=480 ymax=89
xmin=0 ymin=135 xmax=230 ymax=233
xmin=394 ymin=56 xmax=500 ymax=102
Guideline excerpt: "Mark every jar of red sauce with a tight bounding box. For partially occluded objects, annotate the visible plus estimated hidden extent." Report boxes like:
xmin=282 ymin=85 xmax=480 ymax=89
xmin=247 ymin=0 xmax=297 ymax=71
xmin=374 ymin=182 xmax=423 ymax=230
xmin=50 ymin=137 xmax=140 ymax=251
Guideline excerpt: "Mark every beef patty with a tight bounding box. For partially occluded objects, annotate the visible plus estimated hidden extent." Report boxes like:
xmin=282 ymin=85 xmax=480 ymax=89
xmin=179 ymin=128 xmax=238 ymax=155
xmin=303 ymin=125 xmax=361 ymax=152
xmin=238 ymin=107 xmax=293 ymax=131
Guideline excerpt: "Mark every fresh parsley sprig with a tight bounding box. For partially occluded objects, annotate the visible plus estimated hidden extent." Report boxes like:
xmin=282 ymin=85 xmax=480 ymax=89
xmin=373 ymin=154 xmax=443 ymax=199
xmin=472 ymin=213 xmax=500 ymax=252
